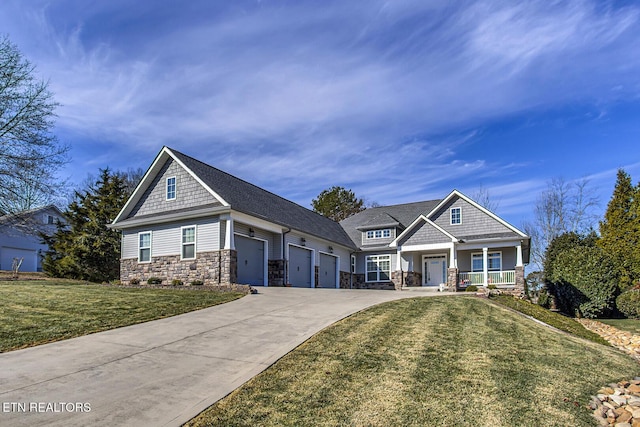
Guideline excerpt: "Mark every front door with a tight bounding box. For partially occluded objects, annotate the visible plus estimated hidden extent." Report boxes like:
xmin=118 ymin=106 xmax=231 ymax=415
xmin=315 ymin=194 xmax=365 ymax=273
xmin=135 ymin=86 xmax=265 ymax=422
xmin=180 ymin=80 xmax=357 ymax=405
xmin=424 ymin=256 xmax=446 ymax=286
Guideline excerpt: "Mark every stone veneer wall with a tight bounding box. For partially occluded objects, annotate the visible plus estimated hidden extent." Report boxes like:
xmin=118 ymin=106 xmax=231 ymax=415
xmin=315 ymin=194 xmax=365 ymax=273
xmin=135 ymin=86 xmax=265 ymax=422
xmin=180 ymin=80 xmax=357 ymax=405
xmin=268 ymin=259 xmax=285 ymax=286
xmin=351 ymin=273 xmax=394 ymax=290
xmin=340 ymin=271 xmax=350 ymax=289
xmin=121 ymin=249 xmax=237 ymax=285
xmin=447 ymin=267 xmax=459 ymax=292
xmin=515 ymin=266 xmax=525 ymax=290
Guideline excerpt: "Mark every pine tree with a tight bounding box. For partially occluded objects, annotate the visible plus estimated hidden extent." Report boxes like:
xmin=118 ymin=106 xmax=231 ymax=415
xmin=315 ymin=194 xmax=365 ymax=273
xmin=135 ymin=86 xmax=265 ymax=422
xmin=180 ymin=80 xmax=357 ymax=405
xmin=311 ymin=186 xmax=365 ymax=222
xmin=43 ymin=169 xmax=128 ymax=282
xmin=598 ymin=169 xmax=640 ymax=290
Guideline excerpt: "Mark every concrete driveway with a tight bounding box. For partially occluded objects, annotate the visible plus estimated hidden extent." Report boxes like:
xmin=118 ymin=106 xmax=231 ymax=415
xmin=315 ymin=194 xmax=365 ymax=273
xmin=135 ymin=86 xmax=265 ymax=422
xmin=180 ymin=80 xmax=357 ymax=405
xmin=0 ymin=287 xmax=449 ymax=426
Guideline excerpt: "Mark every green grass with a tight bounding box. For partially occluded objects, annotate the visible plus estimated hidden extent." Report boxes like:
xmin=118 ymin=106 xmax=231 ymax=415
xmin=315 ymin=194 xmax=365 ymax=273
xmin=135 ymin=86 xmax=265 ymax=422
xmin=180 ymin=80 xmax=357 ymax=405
xmin=186 ymin=297 xmax=639 ymax=427
xmin=0 ymin=280 xmax=244 ymax=352
xmin=599 ymin=319 xmax=640 ymax=335
xmin=490 ymin=295 xmax=609 ymax=345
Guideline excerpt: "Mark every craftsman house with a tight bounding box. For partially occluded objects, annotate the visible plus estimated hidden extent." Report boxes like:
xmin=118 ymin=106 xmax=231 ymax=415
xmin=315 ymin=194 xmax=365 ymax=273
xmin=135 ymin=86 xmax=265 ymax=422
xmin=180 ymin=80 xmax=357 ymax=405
xmin=110 ymin=147 xmax=529 ymax=290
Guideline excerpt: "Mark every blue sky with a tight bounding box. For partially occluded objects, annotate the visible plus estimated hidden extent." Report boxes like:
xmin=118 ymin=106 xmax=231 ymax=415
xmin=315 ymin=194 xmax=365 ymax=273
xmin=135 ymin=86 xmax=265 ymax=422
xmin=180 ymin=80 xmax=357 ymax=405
xmin=2 ymin=0 xmax=640 ymax=229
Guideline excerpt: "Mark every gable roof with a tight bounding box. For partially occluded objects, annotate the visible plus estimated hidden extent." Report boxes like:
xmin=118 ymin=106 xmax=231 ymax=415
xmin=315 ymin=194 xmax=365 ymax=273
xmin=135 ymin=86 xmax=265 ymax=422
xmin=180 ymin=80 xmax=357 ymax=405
xmin=112 ymin=147 xmax=356 ymax=249
xmin=340 ymin=200 xmax=441 ymax=247
xmin=426 ymin=190 xmax=528 ymax=238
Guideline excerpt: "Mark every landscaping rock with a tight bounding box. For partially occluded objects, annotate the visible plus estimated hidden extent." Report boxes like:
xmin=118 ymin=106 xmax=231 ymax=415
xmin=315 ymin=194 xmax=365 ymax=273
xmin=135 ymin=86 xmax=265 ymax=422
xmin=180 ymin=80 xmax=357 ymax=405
xmin=591 ymin=380 xmax=640 ymax=426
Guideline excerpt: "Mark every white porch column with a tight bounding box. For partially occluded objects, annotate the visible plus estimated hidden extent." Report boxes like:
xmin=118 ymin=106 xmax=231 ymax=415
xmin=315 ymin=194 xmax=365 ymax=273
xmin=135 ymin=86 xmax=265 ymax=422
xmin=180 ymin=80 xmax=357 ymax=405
xmin=449 ymin=242 xmax=457 ymax=268
xmin=222 ymin=214 xmax=235 ymax=250
xmin=516 ymin=243 xmax=523 ymax=267
xmin=482 ymin=247 xmax=488 ymax=287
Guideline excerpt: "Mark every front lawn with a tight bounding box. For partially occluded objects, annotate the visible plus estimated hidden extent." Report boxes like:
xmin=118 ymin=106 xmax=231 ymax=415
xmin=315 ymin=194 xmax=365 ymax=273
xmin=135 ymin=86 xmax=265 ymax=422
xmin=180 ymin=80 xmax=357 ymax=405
xmin=490 ymin=294 xmax=609 ymax=345
xmin=186 ymin=297 xmax=638 ymax=427
xmin=0 ymin=280 xmax=244 ymax=352
xmin=599 ymin=319 xmax=640 ymax=335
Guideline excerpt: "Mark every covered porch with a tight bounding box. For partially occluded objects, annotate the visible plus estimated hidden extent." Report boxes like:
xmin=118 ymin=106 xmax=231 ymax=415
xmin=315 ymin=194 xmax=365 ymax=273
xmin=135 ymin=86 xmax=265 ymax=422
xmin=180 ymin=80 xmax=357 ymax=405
xmin=393 ymin=241 xmax=526 ymax=291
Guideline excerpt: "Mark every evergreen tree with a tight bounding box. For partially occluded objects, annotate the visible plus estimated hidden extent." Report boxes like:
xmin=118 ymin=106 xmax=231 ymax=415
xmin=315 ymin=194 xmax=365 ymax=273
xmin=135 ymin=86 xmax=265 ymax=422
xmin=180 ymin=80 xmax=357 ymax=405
xmin=311 ymin=186 xmax=365 ymax=222
xmin=598 ymin=169 xmax=640 ymax=290
xmin=43 ymin=169 xmax=128 ymax=282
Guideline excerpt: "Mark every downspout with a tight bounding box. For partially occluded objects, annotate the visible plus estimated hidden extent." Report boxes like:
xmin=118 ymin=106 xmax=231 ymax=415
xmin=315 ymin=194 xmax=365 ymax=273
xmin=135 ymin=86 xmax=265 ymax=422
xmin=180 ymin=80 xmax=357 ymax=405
xmin=282 ymin=228 xmax=291 ymax=286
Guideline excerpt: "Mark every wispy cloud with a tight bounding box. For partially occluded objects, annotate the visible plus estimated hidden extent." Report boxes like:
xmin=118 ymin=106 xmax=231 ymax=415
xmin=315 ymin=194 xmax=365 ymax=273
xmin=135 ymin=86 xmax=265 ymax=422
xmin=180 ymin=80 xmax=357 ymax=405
xmin=1 ymin=0 xmax=639 ymax=225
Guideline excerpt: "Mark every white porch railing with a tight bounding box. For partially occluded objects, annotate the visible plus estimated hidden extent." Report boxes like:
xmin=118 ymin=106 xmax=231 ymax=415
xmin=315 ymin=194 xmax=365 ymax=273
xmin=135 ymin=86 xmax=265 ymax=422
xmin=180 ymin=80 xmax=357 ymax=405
xmin=458 ymin=270 xmax=515 ymax=286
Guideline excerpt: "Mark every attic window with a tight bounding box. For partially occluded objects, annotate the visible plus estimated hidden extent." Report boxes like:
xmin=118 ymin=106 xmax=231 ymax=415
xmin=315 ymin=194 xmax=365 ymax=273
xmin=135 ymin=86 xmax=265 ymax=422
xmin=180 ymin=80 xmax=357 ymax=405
xmin=46 ymin=215 xmax=55 ymax=225
xmin=166 ymin=177 xmax=176 ymax=200
xmin=450 ymin=207 xmax=461 ymax=225
xmin=366 ymin=229 xmax=391 ymax=240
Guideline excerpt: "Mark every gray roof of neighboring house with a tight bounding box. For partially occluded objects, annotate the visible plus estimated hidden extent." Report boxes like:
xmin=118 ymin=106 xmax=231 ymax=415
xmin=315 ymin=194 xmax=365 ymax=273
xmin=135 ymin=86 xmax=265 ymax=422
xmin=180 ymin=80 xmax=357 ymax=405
xmin=171 ymin=148 xmax=357 ymax=249
xmin=340 ymin=200 xmax=441 ymax=248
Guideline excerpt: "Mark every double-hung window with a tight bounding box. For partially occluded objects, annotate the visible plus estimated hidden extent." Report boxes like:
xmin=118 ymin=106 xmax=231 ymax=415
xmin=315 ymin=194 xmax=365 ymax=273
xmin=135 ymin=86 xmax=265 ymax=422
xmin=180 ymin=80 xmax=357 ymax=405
xmin=366 ymin=254 xmax=391 ymax=282
xmin=139 ymin=232 xmax=151 ymax=262
xmin=166 ymin=177 xmax=176 ymax=200
xmin=471 ymin=252 xmax=502 ymax=272
xmin=181 ymin=226 xmax=196 ymax=259
xmin=450 ymin=207 xmax=461 ymax=225
xmin=351 ymin=255 xmax=356 ymax=274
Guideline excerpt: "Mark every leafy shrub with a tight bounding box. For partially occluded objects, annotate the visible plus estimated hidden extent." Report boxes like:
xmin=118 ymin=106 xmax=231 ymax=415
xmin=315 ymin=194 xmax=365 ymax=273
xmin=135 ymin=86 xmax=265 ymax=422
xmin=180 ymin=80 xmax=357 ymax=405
xmin=549 ymin=246 xmax=618 ymax=318
xmin=129 ymin=278 xmax=140 ymax=285
xmin=465 ymin=285 xmax=478 ymax=292
xmin=617 ymin=289 xmax=640 ymax=318
xmin=191 ymin=279 xmax=204 ymax=286
xmin=171 ymin=279 xmax=183 ymax=286
xmin=147 ymin=277 xmax=162 ymax=285
xmin=537 ymin=288 xmax=550 ymax=308
xmin=487 ymin=284 xmax=497 ymax=290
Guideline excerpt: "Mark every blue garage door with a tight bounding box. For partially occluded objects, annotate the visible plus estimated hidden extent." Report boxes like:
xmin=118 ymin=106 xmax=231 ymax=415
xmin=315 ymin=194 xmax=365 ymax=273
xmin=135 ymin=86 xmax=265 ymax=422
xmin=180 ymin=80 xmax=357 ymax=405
xmin=318 ymin=253 xmax=337 ymax=288
xmin=289 ymin=245 xmax=312 ymax=288
xmin=236 ymin=235 xmax=265 ymax=286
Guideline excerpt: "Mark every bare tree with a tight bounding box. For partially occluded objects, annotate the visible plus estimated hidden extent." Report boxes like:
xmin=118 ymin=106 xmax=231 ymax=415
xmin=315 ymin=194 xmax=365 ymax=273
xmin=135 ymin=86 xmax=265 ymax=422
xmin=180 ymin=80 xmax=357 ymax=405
xmin=0 ymin=35 xmax=68 ymax=215
xmin=522 ymin=177 xmax=599 ymax=269
xmin=471 ymin=184 xmax=500 ymax=212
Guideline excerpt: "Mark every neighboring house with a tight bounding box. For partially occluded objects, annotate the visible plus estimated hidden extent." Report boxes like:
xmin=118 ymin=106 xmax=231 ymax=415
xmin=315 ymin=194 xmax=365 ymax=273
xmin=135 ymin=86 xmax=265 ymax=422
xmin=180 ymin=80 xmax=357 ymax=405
xmin=110 ymin=147 xmax=529 ymax=290
xmin=0 ymin=205 xmax=65 ymax=272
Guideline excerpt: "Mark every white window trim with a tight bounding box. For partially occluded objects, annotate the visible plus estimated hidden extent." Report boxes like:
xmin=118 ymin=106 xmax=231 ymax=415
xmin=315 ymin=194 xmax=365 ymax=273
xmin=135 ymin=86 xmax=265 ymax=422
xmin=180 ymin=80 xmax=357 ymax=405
xmin=166 ymin=176 xmax=176 ymax=201
xmin=471 ymin=251 xmax=502 ymax=272
xmin=450 ymin=207 xmax=462 ymax=225
xmin=181 ymin=225 xmax=197 ymax=260
xmin=138 ymin=231 xmax=152 ymax=263
xmin=365 ymin=254 xmax=391 ymax=283
xmin=364 ymin=228 xmax=394 ymax=240
xmin=350 ymin=255 xmax=356 ymax=274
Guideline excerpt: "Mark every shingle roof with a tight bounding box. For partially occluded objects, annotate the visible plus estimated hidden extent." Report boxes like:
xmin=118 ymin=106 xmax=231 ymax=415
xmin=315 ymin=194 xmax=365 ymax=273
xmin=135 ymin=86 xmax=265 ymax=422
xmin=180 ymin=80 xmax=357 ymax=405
xmin=340 ymin=200 xmax=441 ymax=248
xmin=170 ymin=148 xmax=357 ymax=249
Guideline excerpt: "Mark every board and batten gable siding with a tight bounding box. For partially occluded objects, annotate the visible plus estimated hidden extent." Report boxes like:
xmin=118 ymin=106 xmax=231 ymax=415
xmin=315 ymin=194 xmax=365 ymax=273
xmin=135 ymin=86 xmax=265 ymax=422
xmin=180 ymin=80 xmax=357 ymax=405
xmin=127 ymin=158 xmax=221 ymax=219
xmin=234 ymin=222 xmax=280 ymax=259
xmin=399 ymin=219 xmax=451 ymax=246
xmin=284 ymin=231 xmax=350 ymax=272
xmin=121 ymin=217 xmax=220 ymax=259
xmin=430 ymin=196 xmax=512 ymax=237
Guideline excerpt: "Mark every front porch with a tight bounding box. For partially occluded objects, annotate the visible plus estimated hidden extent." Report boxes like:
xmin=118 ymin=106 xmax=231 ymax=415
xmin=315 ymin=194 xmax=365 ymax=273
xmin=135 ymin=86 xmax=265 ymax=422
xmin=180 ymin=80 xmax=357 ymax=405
xmin=391 ymin=242 xmax=526 ymax=292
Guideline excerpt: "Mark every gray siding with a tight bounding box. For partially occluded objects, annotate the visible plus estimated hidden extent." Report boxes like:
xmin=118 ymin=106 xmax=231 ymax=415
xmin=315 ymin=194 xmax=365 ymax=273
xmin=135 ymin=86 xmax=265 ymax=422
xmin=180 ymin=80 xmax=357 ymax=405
xmin=400 ymin=219 xmax=451 ymax=246
xmin=128 ymin=158 xmax=221 ymax=219
xmin=360 ymin=228 xmax=396 ymax=247
xmin=122 ymin=217 xmax=220 ymax=259
xmin=430 ymin=196 xmax=512 ymax=237
xmin=457 ymin=247 xmax=517 ymax=272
